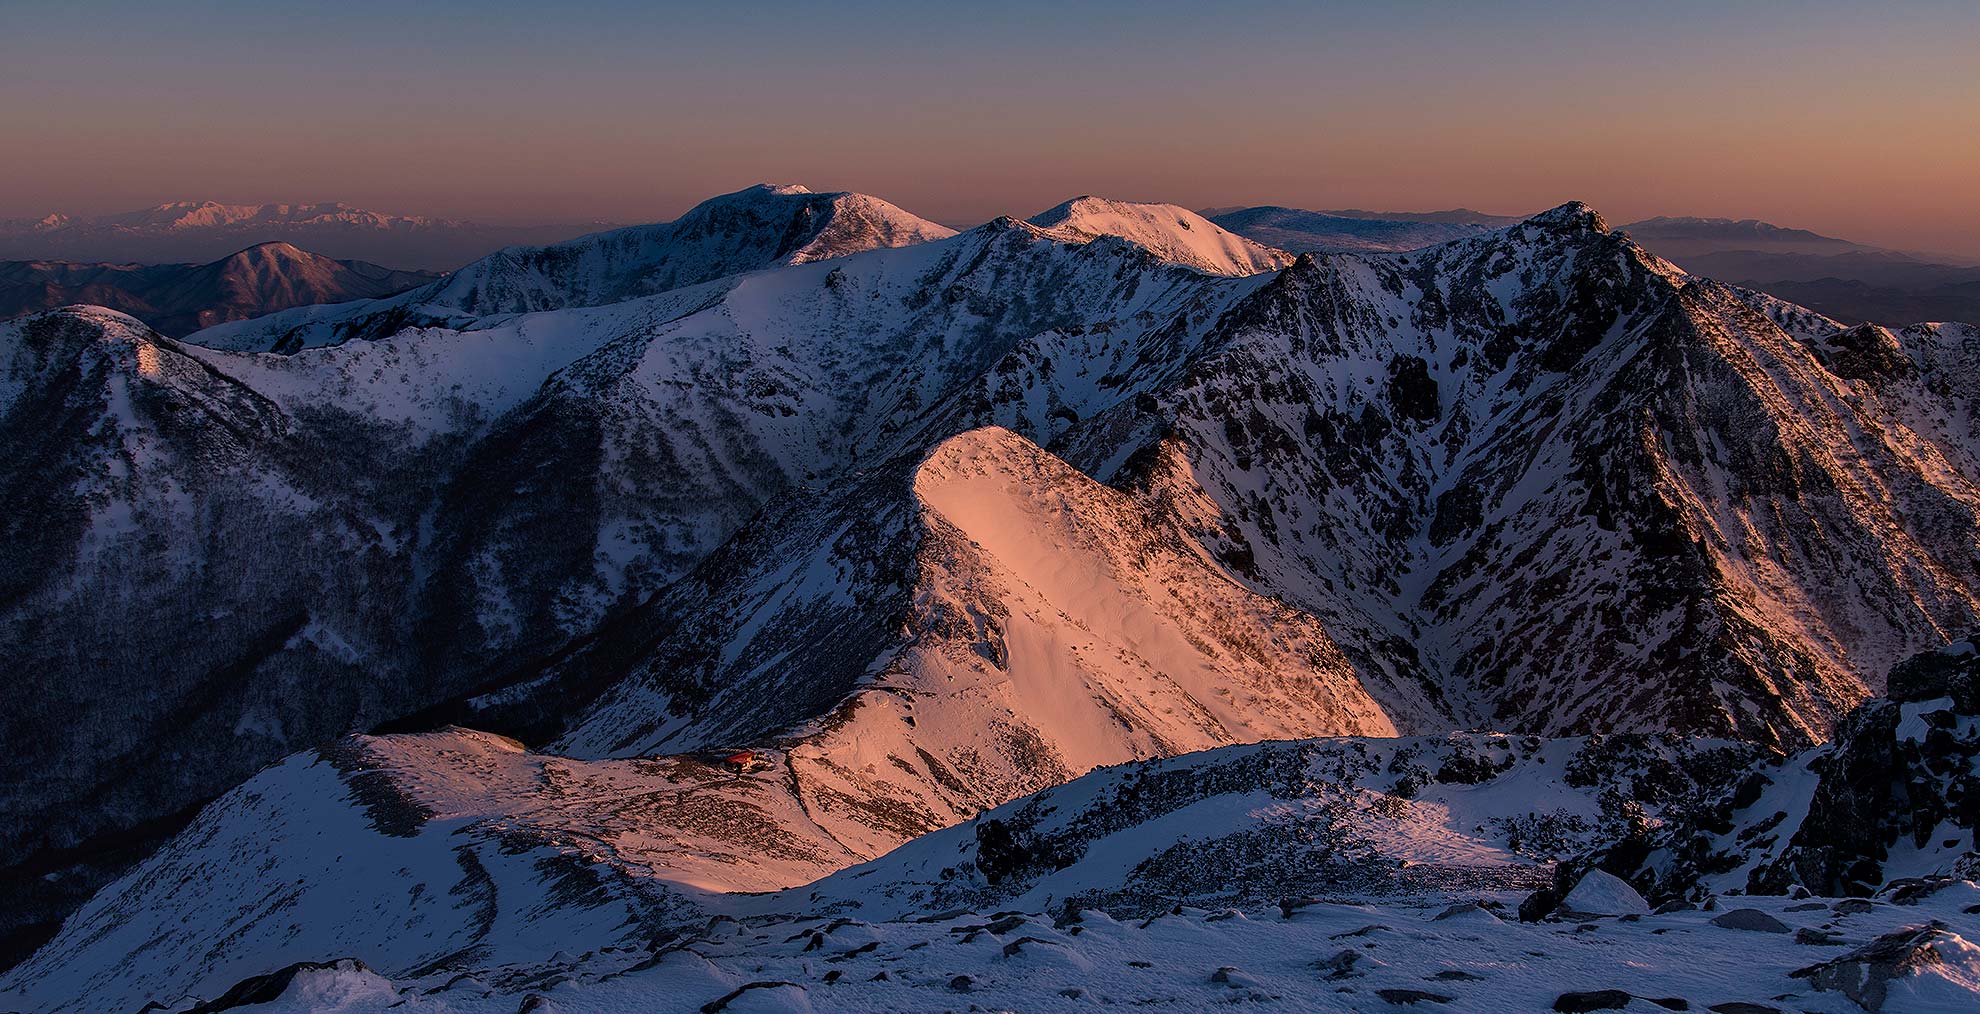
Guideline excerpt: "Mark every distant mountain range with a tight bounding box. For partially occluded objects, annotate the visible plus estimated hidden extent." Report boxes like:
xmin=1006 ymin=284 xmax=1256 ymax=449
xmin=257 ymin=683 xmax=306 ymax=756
xmin=1202 ymin=206 xmax=1523 ymax=254
xmin=1202 ymin=208 xmax=1980 ymax=326
xmin=0 ymin=243 xmax=436 ymax=337
xmin=8 ymin=199 xmax=1977 ymax=333
xmin=0 ymin=201 xmax=610 ymax=271
xmin=1614 ymin=216 xmax=1980 ymax=326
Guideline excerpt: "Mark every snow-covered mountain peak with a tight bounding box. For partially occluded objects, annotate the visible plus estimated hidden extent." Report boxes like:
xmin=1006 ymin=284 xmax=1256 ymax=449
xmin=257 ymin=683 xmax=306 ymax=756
xmin=1524 ymin=199 xmax=1609 ymax=233
xmin=38 ymin=302 xmax=152 ymax=331
xmin=1027 ymin=195 xmax=1295 ymax=276
xmin=912 ymin=423 xmax=1049 ymax=487
xmin=553 ymin=421 xmax=1394 ymax=762
xmin=214 ymin=240 xmax=325 ymax=268
xmin=733 ymin=182 xmax=814 ymax=197
xmin=606 ymin=184 xmax=955 ymax=265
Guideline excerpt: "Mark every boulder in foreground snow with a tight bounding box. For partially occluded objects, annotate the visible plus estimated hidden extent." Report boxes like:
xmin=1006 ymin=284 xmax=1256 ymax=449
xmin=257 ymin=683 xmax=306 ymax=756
xmin=1560 ymin=870 xmax=1652 ymax=917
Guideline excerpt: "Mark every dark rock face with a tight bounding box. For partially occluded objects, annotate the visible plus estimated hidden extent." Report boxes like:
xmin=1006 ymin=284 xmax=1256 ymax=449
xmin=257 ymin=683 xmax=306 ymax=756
xmin=1562 ymin=638 xmax=1980 ymax=906
xmin=1748 ymin=701 xmax=1909 ymax=897
xmin=1744 ymin=644 xmax=1979 ymax=898
xmin=1886 ymin=634 xmax=1980 ymax=710
xmin=1812 ymin=323 xmax=1916 ymax=386
xmin=1385 ymin=354 xmax=1441 ymax=423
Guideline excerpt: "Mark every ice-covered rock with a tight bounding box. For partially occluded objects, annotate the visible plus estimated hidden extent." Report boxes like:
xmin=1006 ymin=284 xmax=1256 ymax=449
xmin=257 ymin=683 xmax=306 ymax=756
xmin=1791 ymin=921 xmax=1980 ymax=1012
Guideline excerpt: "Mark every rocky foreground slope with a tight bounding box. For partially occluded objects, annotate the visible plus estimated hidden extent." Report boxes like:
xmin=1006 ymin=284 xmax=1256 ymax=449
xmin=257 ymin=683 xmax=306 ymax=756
xmin=8 ymin=640 xmax=1974 ymax=1012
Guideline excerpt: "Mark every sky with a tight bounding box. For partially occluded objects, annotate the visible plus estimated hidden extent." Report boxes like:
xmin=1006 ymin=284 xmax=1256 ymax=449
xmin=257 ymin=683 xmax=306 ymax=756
xmin=4 ymin=0 xmax=1979 ymax=256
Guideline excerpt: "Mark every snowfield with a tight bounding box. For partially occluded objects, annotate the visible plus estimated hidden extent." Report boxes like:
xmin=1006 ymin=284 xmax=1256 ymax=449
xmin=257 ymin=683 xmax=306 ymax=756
xmin=169 ymin=889 xmax=1980 ymax=1013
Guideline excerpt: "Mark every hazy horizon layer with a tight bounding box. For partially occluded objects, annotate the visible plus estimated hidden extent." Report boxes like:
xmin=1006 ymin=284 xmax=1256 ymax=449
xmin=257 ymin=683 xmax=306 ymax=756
xmin=2 ymin=1 xmax=1977 ymax=257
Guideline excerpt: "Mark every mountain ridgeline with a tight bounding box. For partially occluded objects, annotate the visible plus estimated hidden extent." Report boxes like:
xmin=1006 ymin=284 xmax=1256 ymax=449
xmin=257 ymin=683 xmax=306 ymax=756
xmin=190 ymin=183 xmax=958 ymax=352
xmin=0 ymin=242 xmax=437 ymax=336
xmin=1 ymin=184 xmax=1977 ymax=1007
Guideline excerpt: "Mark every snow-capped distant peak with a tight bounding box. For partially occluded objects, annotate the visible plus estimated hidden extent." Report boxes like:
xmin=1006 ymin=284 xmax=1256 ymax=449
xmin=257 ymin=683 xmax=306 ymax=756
xmin=1027 ymin=195 xmax=1295 ymax=276
xmin=735 ymin=185 xmax=957 ymax=263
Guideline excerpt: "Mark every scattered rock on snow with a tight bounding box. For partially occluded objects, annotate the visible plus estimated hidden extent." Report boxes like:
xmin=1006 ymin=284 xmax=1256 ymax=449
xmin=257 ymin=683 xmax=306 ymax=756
xmin=1431 ymin=900 xmax=1503 ymax=923
xmin=1210 ymin=966 xmax=1258 ymax=988
xmin=1710 ymin=909 xmax=1791 ymax=934
xmin=1520 ymin=887 xmax=1562 ymax=923
xmin=1314 ymin=948 xmax=1382 ymax=980
xmin=1552 ymin=989 xmax=1634 ymax=1012
xmin=1377 ymin=988 xmax=1455 ymax=1005
xmin=699 ymin=981 xmax=806 ymax=1013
